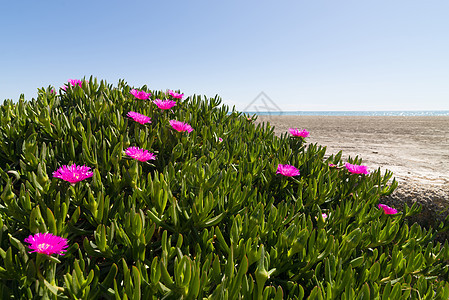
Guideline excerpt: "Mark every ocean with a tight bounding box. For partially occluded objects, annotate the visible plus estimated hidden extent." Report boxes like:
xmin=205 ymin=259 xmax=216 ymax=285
xmin=243 ymin=110 xmax=449 ymax=116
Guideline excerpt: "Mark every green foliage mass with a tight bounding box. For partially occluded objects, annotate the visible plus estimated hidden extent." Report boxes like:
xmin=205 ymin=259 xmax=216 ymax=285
xmin=1 ymin=77 xmax=449 ymax=299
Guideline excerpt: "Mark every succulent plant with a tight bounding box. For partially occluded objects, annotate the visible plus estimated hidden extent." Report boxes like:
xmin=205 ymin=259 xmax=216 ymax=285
xmin=0 ymin=77 xmax=448 ymax=299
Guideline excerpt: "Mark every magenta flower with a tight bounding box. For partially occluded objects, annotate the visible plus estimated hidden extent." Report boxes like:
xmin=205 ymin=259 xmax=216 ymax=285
xmin=68 ymin=79 xmax=83 ymax=87
xmin=218 ymin=137 xmax=223 ymax=143
xmin=168 ymin=90 xmax=184 ymax=99
xmin=289 ymin=128 xmax=310 ymax=138
xmin=24 ymin=233 xmax=68 ymax=256
xmin=61 ymin=79 xmax=84 ymax=91
xmin=378 ymin=204 xmax=398 ymax=215
xmin=154 ymin=99 xmax=177 ymax=110
xmin=169 ymin=120 xmax=193 ymax=133
xmin=316 ymin=213 xmax=328 ymax=221
xmin=130 ymin=89 xmax=151 ymax=100
xmin=53 ymin=164 xmax=93 ymax=184
xmin=127 ymin=111 xmax=151 ymax=125
xmin=276 ymin=164 xmax=300 ymax=177
xmin=328 ymin=163 xmax=337 ymax=168
xmin=125 ymin=147 xmax=156 ymax=162
xmin=345 ymin=163 xmax=370 ymax=175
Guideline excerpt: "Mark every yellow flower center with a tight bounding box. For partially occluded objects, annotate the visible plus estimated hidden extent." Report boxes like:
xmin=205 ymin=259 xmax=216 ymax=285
xmin=37 ymin=243 xmax=51 ymax=252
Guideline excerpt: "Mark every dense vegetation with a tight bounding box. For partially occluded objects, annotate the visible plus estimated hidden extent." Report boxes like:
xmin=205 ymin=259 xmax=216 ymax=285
xmin=1 ymin=78 xmax=449 ymax=299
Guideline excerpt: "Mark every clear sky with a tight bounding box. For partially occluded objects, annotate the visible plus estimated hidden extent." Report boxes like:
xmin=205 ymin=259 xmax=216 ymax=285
xmin=1 ymin=1 xmax=448 ymax=111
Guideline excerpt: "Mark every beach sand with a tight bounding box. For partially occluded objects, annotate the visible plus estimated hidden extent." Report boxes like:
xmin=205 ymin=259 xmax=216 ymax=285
xmin=255 ymin=115 xmax=449 ymax=233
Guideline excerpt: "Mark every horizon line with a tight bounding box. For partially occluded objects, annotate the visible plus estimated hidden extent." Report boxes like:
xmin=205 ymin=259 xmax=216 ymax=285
xmin=242 ymin=109 xmax=449 ymax=112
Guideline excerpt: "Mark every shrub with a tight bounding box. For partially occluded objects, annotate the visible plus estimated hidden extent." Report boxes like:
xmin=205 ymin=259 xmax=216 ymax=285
xmin=1 ymin=77 xmax=449 ymax=299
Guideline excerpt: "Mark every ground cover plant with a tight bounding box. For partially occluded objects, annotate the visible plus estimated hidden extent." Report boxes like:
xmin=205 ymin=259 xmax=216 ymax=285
xmin=1 ymin=77 xmax=449 ymax=299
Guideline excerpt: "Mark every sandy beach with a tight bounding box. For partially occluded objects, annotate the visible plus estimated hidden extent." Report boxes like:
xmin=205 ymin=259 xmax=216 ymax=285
xmin=256 ymin=115 xmax=449 ymax=230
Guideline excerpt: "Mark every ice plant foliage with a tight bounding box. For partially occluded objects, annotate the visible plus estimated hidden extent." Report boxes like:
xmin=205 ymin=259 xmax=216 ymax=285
xmin=127 ymin=111 xmax=151 ymax=125
xmin=125 ymin=147 xmax=156 ymax=162
xmin=53 ymin=164 xmax=93 ymax=184
xmin=130 ymin=89 xmax=151 ymax=100
xmin=6 ymin=78 xmax=449 ymax=299
xmin=154 ymin=99 xmax=177 ymax=110
xmin=289 ymin=128 xmax=310 ymax=138
xmin=378 ymin=204 xmax=398 ymax=215
xmin=345 ymin=162 xmax=370 ymax=175
xmin=169 ymin=120 xmax=193 ymax=133
xmin=276 ymin=164 xmax=300 ymax=177
xmin=24 ymin=233 xmax=68 ymax=256
xmin=168 ymin=90 xmax=184 ymax=99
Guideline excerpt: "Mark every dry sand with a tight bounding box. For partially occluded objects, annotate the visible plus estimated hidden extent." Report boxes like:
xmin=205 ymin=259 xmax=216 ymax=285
xmin=255 ymin=115 xmax=449 ymax=233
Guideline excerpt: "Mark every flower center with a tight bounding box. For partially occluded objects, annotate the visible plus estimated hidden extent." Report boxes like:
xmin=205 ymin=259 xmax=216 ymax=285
xmin=37 ymin=243 xmax=52 ymax=252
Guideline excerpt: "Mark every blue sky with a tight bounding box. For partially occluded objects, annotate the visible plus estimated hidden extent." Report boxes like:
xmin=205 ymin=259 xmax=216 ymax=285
xmin=1 ymin=1 xmax=448 ymax=111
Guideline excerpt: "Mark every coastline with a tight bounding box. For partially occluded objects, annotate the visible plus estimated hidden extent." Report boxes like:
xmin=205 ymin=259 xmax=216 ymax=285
xmin=246 ymin=111 xmax=449 ymax=117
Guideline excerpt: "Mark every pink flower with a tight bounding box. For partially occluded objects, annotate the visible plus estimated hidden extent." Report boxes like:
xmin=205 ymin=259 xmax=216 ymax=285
xmin=322 ymin=213 xmax=328 ymax=219
xmin=61 ymin=79 xmax=85 ymax=91
xmin=154 ymin=99 xmax=177 ymax=110
xmin=345 ymin=163 xmax=370 ymax=175
xmin=68 ymin=79 xmax=84 ymax=87
xmin=130 ymin=89 xmax=151 ymax=100
xmin=276 ymin=164 xmax=300 ymax=177
xmin=24 ymin=233 xmax=69 ymax=256
xmin=168 ymin=90 xmax=184 ymax=99
xmin=289 ymin=128 xmax=310 ymax=138
xmin=169 ymin=120 xmax=193 ymax=133
xmin=53 ymin=164 xmax=93 ymax=184
xmin=328 ymin=163 xmax=337 ymax=168
xmin=378 ymin=204 xmax=398 ymax=215
xmin=125 ymin=147 xmax=156 ymax=162
xmin=127 ymin=111 xmax=151 ymax=125
xmin=218 ymin=137 xmax=223 ymax=143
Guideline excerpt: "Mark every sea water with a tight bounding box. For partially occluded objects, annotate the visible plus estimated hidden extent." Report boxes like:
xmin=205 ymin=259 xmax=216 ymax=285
xmin=243 ymin=110 xmax=449 ymax=116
